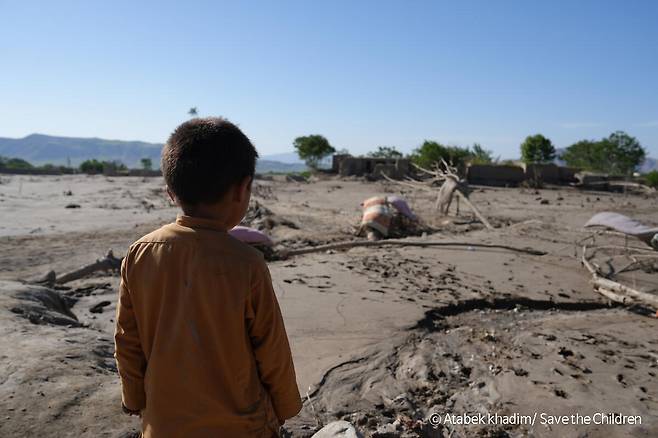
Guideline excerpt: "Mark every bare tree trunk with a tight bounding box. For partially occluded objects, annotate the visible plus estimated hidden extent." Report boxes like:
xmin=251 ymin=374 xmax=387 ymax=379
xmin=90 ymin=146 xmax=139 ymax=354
xmin=436 ymin=178 xmax=458 ymax=215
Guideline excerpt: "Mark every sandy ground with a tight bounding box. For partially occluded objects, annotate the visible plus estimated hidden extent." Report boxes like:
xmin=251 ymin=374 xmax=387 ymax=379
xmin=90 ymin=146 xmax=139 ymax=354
xmin=1 ymin=173 xmax=657 ymax=437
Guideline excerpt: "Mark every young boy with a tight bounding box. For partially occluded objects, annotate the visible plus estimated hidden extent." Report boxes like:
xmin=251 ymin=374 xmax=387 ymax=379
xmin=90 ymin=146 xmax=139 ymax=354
xmin=114 ymin=117 xmax=302 ymax=437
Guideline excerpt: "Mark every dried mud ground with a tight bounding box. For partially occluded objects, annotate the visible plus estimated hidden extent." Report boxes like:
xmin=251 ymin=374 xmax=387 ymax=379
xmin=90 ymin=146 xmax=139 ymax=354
xmin=1 ymin=174 xmax=657 ymax=438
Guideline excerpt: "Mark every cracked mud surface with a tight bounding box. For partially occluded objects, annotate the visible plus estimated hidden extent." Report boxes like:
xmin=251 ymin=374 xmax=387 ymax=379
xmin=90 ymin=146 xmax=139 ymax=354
xmin=288 ymin=307 xmax=658 ymax=437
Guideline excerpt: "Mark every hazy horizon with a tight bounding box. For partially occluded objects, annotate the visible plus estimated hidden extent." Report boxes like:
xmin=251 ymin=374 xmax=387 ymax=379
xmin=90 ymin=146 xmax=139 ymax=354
xmin=0 ymin=131 xmax=656 ymax=165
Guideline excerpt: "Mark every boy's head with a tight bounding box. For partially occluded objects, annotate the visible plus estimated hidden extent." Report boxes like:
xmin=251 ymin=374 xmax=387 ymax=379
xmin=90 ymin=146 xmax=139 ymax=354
xmin=162 ymin=117 xmax=258 ymax=225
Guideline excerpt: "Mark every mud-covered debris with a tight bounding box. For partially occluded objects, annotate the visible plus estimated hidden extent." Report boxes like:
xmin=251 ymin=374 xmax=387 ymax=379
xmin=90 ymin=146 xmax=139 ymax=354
xmin=5 ymin=282 xmax=80 ymax=327
xmin=89 ymin=301 xmax=111 ymax=313
xmin=241 ymin=200 xmax=298 ymax=230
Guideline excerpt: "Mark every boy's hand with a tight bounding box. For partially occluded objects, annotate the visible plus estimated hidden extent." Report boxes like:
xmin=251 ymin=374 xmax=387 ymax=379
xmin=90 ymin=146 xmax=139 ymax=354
xmin=121 ymin=403 xmax=141 ymax=417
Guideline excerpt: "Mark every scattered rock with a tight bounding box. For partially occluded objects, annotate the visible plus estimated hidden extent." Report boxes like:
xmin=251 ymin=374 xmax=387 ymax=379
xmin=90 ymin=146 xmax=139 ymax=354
xmin=140 ymin=199 xmax=155 ymax=212
xmin=558 ymin=347 xmax=574 ymax=358
xmin=372 ymin=421 xmax=401 ymax=438
xmin=553 ymin=388 xmax=568 ymax=398
xmin=89 ymin=301 xmax=112 ymax=314
xmin=65 ymin=203 xmax=81 ymax=209
xmin=311 ymin=420 xmax=362 ymax=438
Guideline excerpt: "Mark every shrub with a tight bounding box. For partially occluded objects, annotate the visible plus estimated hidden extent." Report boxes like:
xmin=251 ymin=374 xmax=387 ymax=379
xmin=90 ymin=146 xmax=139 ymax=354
xmin=644 ymin=170 xmax=658 ymax=188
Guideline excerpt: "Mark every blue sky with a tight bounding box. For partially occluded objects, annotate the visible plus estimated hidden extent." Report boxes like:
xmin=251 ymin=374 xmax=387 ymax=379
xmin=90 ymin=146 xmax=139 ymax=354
xmin=1 ymin=0 xmax=657 ymax=158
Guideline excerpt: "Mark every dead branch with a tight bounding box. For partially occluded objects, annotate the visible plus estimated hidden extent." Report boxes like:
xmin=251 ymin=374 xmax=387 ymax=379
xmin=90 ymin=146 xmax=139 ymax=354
xmin=581 ymin=244 xmax=658 ymax=310
xmin=411 ymin=162 xmax=443 ymax=178
xmin=592 ymin=277 xmax=658 ymax=307
xmin=411 ymin=160 xmax=458 ymax=180
xmin=382 ymin=173 xmax=433 ymax=192
xmin=589 ymin=244 xmax=657 ymax=255
xmin=40 ymin=239 xmax=544 ymax=285
xmin=454 ymin=190 xmax=494 ymax=230
xmin=55 ymin=250 xmax=123 ymax=284
xmin=281 ymin=239 xmax=546 ymax=258
xmin=386 ymin=166 xmax=495 ymax=230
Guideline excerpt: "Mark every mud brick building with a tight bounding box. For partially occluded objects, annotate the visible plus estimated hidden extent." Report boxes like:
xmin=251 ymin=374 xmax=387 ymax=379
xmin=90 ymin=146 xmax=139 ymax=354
xmin=331 ymin=154 xmax=411 ymax=179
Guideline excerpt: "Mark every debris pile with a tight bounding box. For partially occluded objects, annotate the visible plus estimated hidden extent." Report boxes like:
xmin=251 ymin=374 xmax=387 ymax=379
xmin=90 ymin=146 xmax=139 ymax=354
xmin=383 ymin=160 xmax=494 ymax=230
xmin=581 ymin=212 xmax=658 ymax=312
xmin=241 ymin=200 xmax=298 ymax=231
xmin=228 ymin=225 xmax=276 ymax=260
xmin=358 ymin=196 xmax=430 ymax=241
xmin=584 ymin=211 xmax=658 ymax=249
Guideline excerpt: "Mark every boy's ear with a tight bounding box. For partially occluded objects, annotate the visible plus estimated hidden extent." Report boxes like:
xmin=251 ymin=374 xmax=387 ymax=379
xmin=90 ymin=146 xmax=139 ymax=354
xmin=165 ymin=186 xmax=178 ymax=206
xmin=233 ymin=176 xmax=253 ymax=203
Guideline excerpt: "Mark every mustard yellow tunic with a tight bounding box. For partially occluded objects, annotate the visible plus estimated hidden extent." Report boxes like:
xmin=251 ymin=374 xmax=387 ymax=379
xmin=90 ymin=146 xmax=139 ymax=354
xmin=114 ymin=215 xmax=302 ymax=437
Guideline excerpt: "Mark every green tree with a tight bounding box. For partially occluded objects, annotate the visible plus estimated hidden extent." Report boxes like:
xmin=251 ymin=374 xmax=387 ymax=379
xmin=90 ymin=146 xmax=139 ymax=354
xmin=79 ymin=159 xmax=127 ymax=174
xmin=561 ymin=131 xmax=646 ymax=175
xmin=80 ymin=159 xmax=104 ymax=174
xmin=560 ymin=139 xmax=608 ymax=171
xmin=141 ymin=158 xmax=153 ymax=171
xmin=410 ymin=141 xmax=473 ymax=169
xmin=293 ymin=135 xmax=336 ymax=168
xmin=367 ymin=146 xmax=403 ymax=158
xmin=102 ymin=160 xmax=127 ymax=174
xmin=0 ymin=156 xmax=33 ymax=170
xmin=607 ymin=131 xmax=645 ymax=175
xmin=520 ymin=134 xmax=556 ymax=164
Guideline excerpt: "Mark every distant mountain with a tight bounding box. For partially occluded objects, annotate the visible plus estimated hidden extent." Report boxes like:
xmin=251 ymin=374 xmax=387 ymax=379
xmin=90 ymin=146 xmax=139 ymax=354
xmin=260 ymin=152 xmax=304 ymax=164
xmin=639 ymin=157 xmax=658 ymax=173
xmin=0 ymin=134 xmax=162 ymax=168
xmin=0 ymin=134 xmax=308 ymax=172
xmin=256 ymin=159 xmax=306 ymax=173
xmin=257 ymin=152 xmax=307 ymax=173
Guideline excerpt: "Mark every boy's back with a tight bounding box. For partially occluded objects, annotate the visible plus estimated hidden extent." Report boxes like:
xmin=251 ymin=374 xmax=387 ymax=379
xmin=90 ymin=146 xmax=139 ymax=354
xmin=114 ymin=118 xmax=302 ymax=437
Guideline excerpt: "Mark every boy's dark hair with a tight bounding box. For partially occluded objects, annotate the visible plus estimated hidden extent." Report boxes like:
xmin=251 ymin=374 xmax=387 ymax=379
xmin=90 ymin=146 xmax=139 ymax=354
xmin=162 ymin=117 xmax=258 ymax=205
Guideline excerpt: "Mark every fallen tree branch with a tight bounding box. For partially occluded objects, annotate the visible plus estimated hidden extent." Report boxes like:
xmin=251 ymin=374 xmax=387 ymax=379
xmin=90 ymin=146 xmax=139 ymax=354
xmin=382 ymin=173 xmax=433 ymax=192
xmin=281 ymin=239 xmax=546 ymax=258
xmin=39 ymin=239 xmax=544 ymax=285
xmin=581 ymin=244 xmax=658 ymax=310
xmin=588 ymin=244 xmax=656 ymax=256
xmin=592 ymin=277 xmax=658 ymax=307
xmin=455 ymin=190 xmax=494 ymax=230
xmin=54 ymin=250 xmax=123 ymax=284
xmin=384 ymin=171 xmax=494 ymax=230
